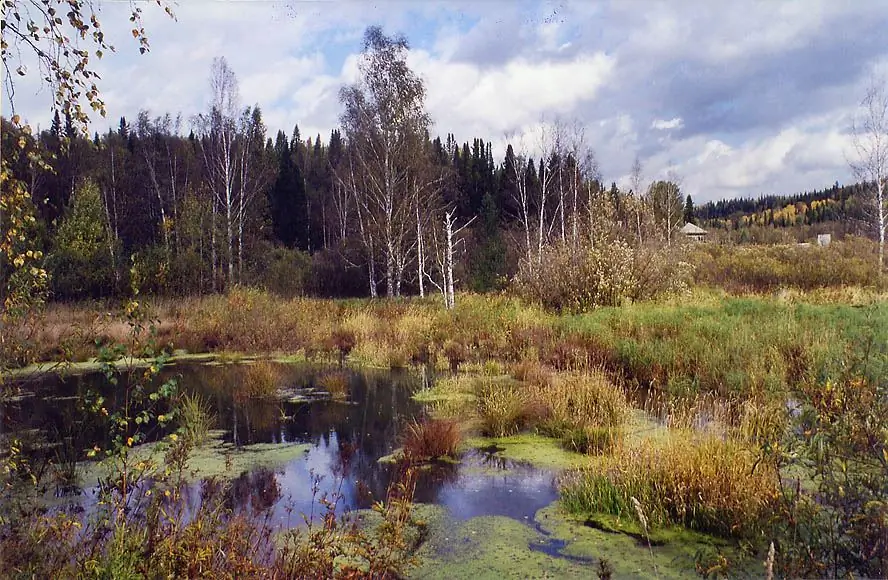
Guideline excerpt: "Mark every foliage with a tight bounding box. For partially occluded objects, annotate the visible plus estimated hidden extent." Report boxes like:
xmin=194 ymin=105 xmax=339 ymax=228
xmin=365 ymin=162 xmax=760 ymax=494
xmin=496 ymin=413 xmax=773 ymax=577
xmin=47 ymin=179 xmax=117 ymax=298
xmin=771 ymin=349 xmax=888 ymax=577
xmin=1 ymin=1 xmax=173 ymax=129
xmin=277 ymin=469 xmax=422 ymax=578
xmin=0 ymin=120 xmax=49 ymax=369
xmin=514 ymin=239 xmax=692 ymax=312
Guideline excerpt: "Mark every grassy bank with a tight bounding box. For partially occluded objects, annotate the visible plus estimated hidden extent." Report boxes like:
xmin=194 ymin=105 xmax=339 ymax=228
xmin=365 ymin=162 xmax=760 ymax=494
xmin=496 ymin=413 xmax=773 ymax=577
xmin=17 ymin=287 xmax=886 ymax=399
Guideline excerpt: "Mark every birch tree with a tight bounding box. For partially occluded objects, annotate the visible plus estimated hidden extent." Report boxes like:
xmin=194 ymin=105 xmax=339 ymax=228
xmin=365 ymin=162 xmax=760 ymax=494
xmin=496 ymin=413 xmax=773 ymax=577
xmin=850 ymin=77 xmax=888 ymax=273
xmin=648 ymin=171 xmax=684 ymax=244
xmin=339 ymin=26 xmax=433 ymax=298
xmin=427 ymin=209 xmax=475 ymax=309
xmin=194 ymin=57 xmax=266 ymax=289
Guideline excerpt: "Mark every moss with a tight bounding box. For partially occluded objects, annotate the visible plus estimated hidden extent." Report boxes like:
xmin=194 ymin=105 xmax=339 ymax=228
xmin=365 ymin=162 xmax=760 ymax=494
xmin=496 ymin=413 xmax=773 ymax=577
xmin=463 ymin=433 xmax=592 ymax=471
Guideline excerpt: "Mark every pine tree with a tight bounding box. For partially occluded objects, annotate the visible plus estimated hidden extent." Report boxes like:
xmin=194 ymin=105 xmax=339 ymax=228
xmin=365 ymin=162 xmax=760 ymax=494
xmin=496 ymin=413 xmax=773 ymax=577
xmin=684 ymin=194 xmax=695 ymax=224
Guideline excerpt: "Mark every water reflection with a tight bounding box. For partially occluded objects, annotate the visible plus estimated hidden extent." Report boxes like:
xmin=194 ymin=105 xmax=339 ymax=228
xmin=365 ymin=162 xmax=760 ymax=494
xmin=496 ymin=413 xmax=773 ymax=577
xmin=4 ymin=362 xmax=558 ymax=527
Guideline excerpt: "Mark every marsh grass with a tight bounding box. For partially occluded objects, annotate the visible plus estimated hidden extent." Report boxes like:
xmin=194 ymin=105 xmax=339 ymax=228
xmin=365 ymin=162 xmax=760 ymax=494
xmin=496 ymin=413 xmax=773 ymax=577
xmin=316 ymin=370 xmax=351 ymax=400
xmin=402 ymin=419 xmax=461 ymax=461
xmin=12 ymin=289 xmax=883 ymax=411
xmin=561 ymin=426 xmax=625 ymax=455
xmin=239 ymin=360 xmax=285 ymax=400
xmin=560 ymin=433 xmax=778 ymax=538
xmin=476 ymin=382 xmax=534 ymax=437
xmin=178 ymin=392 xmax=215 ymax=446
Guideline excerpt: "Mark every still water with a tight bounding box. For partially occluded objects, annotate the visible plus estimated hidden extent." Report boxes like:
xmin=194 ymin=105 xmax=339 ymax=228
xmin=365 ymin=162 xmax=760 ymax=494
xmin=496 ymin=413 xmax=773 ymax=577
xmin=3 ymin=361 xmax=558 ymax=527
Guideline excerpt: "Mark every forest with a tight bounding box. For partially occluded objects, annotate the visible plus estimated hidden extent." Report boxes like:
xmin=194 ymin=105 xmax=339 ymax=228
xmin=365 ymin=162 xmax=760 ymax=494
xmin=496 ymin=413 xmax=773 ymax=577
xmin=3 ymin=34 xmax=875 ymax=303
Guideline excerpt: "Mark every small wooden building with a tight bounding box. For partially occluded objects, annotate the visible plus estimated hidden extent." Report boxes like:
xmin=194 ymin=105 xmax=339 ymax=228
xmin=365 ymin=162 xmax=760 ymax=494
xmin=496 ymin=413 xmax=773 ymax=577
xmin=680 ymin=222 xmax=708 ymax=241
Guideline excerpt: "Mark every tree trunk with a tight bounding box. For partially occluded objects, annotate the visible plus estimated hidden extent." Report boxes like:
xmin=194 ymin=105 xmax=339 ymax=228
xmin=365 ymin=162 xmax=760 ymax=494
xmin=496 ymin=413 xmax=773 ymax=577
xmin=416 ymin=193 xmax=425 ymax=298
xmin=445 ymin=211 xmax=455 ymax=310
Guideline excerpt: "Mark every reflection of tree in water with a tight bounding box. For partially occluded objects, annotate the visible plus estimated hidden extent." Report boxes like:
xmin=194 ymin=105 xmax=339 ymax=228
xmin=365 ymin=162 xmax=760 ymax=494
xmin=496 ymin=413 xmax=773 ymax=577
xmin=228 ymin=467 xmax=282 ymax=515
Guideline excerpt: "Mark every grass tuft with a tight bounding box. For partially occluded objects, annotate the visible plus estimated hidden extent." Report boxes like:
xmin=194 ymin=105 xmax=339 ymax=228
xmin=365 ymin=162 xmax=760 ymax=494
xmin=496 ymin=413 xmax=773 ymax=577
xmin=402 ymin=418 xmax=461 ymax=461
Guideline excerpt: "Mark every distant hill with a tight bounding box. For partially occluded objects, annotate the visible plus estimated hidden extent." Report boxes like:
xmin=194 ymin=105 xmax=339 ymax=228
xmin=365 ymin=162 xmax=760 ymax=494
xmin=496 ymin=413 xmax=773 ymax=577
xmin=696 ymin=182 xmax=869 ymax=230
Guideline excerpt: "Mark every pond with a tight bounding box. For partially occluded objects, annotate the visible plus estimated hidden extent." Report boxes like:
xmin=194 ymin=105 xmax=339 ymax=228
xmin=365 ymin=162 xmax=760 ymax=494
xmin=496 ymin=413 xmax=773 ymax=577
xmin=4 ymin=360 xmax=755 ymax=578
xmin=2 ymin=360 xmax=558 ymax=529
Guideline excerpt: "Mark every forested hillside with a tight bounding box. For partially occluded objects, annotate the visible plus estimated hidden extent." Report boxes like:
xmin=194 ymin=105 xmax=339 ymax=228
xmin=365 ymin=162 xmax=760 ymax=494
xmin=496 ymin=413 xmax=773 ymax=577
xmin=696 ymin=181 xmax=873 ymax=242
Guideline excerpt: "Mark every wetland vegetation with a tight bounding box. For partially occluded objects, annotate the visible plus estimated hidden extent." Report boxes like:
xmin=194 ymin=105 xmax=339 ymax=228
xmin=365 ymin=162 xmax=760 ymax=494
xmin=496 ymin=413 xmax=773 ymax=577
xmin=2 ymin=284 xmax=886 ymax=578
xmin=3 ymin=3 xmax=887 ymax=577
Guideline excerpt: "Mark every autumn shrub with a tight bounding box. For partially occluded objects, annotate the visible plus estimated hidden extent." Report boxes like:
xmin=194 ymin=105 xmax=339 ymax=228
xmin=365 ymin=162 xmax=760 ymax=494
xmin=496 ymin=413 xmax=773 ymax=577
xmin=402 ymin=418 xmax=461 ymax=460
xmin=771 ymin=357 xmax=888 ymax=578
xmin=327 ymin=327 xmax=357 ymax=366
xmin=276 ymin=469 xmax=421 ymax=578
xmin=514 ymin=239 xmax=692 ymax=312
xmin=442 ymin=339 xmax=467 ymax=373
xmin=560 ymin=433 xmax=779 ymax=538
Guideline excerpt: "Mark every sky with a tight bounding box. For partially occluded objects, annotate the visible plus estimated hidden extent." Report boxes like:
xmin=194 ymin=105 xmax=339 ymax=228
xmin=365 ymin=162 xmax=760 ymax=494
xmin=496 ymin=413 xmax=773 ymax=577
xmin=6 ymin=0 xmax=888 ymax=203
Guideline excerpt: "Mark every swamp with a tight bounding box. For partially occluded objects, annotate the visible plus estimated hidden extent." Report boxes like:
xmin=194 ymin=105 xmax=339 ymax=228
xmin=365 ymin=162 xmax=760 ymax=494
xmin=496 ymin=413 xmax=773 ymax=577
xmin=3 ymin=2 xmax=888 ymax=577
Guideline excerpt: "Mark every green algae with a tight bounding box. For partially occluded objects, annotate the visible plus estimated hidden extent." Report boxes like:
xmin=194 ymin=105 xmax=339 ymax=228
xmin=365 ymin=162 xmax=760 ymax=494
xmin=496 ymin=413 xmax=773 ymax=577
xmin=409 ymin=500 xmax=758 ymax=580
xmin=410 ymin=510 xmax=594 ymax=579
xmin=463 ymin=433 xmax=592 ymax=471
xmin=77 ymin=430 xmax=311 ymax=487
xmin=534 ymin=503 xmax=758 ymax=579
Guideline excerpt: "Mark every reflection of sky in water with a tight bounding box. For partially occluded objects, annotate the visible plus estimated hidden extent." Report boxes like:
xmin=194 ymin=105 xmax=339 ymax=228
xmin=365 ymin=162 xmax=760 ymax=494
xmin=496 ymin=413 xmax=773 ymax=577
xmin=7 ymin=362 xmax=560 ymax=529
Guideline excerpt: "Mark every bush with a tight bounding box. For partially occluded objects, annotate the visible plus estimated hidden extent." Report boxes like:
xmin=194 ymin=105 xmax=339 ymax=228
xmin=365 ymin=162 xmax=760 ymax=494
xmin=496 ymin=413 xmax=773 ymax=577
xmin=250 ymin=244 xmax=312 ymax=298
xmin=514 ymin=239 xmax=692 ymax=312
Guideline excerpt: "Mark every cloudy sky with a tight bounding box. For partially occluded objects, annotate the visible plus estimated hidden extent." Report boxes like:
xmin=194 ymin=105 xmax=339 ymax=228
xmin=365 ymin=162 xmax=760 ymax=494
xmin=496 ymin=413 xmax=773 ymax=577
xmin=8 ymin=0 xmax=888 ymax=203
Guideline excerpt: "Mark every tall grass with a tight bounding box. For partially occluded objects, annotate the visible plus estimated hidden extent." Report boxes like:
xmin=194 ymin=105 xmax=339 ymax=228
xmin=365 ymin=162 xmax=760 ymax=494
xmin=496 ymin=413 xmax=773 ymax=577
xmin=177 ymin=392 xmax=215 ymax=446
xmin=560 ymin=433 xmax=779 ymax=538
xmin=476 ymin=383 xmax=533 ymax=437
xmin=402 ymin=419 xmax=461 ymax=460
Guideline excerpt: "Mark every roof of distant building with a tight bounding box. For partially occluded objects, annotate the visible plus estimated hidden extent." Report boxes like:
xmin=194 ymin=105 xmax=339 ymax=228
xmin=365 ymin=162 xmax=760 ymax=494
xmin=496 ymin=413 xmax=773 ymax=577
xmin=680 ymin=222 xmax=707 ymax=235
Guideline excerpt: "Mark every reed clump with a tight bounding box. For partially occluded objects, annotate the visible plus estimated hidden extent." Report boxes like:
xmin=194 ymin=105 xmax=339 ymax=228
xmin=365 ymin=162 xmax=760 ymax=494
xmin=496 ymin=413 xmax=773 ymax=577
xmin=316 ymin=370 xmax=351 ymax=401
xmin=402 ymin=418 xmax=461 ymax=461
xmin=239 ymin=361 xmax=285 ymax=400
xmin=177 ymin=392 xmax=215 ymax=446
xmin=560 ymin=433 xmax=779 ymax=538
xmin=476 ymin=383 xmax=534 ymax=437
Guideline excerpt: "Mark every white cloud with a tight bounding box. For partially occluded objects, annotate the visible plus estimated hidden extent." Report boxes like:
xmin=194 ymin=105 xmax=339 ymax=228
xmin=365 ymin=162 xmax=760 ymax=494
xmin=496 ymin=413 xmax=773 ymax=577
xmin=5 ymin=0 xmax=887 ymax=204
xmin=651 ymin=117 xmax=683 ymax=131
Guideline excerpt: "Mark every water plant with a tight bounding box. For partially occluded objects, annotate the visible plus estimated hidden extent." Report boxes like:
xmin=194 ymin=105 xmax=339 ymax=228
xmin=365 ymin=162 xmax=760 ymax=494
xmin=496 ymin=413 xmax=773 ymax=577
xmin=402 ymin=418 xmax=461 ymax=461
xmin=560 ymin=433 xmax=779 ymax=539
